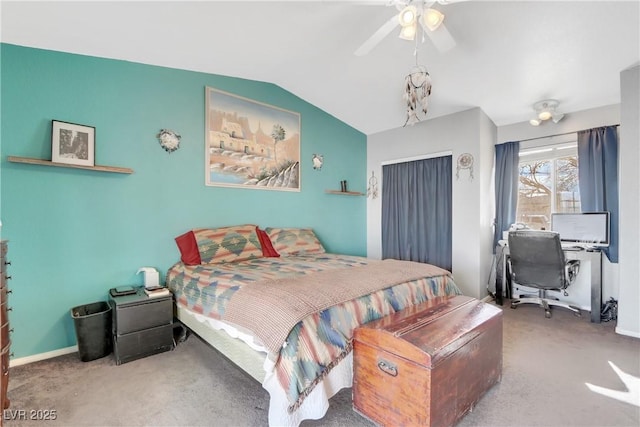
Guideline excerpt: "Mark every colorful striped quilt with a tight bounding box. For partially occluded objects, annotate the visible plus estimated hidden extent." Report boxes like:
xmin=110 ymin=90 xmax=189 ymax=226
xmin=166 ymin=254 xmax=461 ymax=410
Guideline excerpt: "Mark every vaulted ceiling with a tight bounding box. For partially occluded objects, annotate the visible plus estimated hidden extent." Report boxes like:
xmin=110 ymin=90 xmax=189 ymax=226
xmin=2 ymin=0 xmax=639 ymax=135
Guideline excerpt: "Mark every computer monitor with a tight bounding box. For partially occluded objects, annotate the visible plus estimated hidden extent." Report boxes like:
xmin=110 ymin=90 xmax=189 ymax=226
xmin=550 ymin=211 xmax=610 ymax=247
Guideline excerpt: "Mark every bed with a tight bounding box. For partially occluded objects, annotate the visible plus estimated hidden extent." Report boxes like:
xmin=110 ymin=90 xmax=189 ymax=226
xmin=166 ymin=224 xmax=461 ymax=426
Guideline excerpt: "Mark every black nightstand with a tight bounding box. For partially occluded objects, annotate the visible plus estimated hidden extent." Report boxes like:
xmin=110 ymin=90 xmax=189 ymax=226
xmin=108 ymin=287 xmax=173 ymax=365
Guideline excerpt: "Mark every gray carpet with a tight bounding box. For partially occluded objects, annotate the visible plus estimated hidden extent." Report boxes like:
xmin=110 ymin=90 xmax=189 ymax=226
xmin=5 ymin=300 xmax=640 ymax=427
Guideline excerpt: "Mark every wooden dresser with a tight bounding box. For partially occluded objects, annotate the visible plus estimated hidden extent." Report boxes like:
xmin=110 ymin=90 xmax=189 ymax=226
xmin=1 ymin=240 xmax=11 ymax=422
xmin=353 ymin=295 xmax=503 ymax=427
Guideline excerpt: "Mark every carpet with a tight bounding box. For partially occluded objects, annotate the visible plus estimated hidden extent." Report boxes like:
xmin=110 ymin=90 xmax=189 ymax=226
xmin=5 ymin=300 xmax=640 ymax=426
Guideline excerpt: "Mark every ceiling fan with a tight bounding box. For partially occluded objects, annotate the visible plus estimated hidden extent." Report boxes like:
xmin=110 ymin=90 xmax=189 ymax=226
xmin=354 ymin=0 xmax=468 ymax=56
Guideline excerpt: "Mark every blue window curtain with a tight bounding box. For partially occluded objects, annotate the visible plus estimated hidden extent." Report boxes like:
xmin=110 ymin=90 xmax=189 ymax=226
xmin=493 ymin=141 xmax=520 ymax=252
xmin=577 ymin=126 xmax=619 ymax=263
xmin=381 ymin=155 xmax=452 ymax=271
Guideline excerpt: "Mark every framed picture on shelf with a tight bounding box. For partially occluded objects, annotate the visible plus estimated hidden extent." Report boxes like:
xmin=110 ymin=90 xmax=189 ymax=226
xmin=51 ymin=120 xmax=95 ymax=167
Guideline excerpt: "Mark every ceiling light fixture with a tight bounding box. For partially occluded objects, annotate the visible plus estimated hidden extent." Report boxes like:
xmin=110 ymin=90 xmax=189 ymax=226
xmin=552 ymin=112 xmax=565 ymax=124
xmin=355 ymin=1 xmax=456 ymax=56
xmin=530 ymin=99 xmax=565 ymax=126
xmin=399 ymin=22 xmax=418 ymax=40
xmin=398 ymin=5 xmax=418 ymax=40
xmin=423 ymin=8 xmax=445 ymax=31
xmin=398 ymin=5 xmax=418 ymax=27
xmin=398 ymin=5 xmax=444 ymax=40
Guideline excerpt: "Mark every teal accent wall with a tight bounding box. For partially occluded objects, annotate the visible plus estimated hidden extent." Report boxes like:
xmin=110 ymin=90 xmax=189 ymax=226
xmin=0 ymin=44 xmax=367 ymax=358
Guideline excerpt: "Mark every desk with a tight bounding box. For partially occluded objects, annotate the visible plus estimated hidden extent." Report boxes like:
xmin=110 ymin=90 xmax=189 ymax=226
xmin=498 ymin=244 xmax=602 ymax=323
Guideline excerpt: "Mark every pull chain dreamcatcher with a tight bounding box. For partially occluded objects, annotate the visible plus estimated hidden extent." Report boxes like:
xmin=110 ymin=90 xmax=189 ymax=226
xmin=403 ymin=36 xmax=432 ymax=126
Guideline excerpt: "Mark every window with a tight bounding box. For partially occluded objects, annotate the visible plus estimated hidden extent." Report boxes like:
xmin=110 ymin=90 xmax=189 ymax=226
xmin=516 ymin=142 xmax=580 ymax=230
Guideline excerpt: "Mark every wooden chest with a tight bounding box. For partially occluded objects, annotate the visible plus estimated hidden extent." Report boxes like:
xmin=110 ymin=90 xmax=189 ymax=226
xmin=353 ymin=295 xmax=502 ymax=427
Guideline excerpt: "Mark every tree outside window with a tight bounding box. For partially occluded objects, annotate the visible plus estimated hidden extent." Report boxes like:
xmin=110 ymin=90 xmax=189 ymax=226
xmin=516 ymin=154 xmax=580 ymax=230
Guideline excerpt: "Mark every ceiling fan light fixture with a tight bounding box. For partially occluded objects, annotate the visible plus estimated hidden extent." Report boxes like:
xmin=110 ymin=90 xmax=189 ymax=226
xmin=398 ymin=5 xmax=418 ymax=27
xmin=529 ymin=117 xmax=542 ymax=126
xmin=423 ymin=8 xmax=445 ymax=31
xmin=354 ymin=0 xmax=457 ymax=56
xmin=399 ymin=22 xmax=417 ymax=40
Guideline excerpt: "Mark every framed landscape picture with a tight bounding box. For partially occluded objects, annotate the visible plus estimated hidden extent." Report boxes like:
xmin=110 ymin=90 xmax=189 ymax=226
xmin=51 ymin=120 xmax=95 ymax=167
xmin=205 ymin=87 xmax=301 ymax=191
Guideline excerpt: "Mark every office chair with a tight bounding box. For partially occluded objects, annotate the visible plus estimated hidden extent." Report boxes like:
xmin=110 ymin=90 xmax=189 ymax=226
xmin=507 ymin=230 xmax=581 ymax=318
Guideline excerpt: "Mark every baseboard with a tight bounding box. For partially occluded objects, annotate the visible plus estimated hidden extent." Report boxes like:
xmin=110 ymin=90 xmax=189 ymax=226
xmin=9 ymin=345 xmax=78 ymax=368
xmin=615 ymin=326 xmax=640 ymax=338
xmin=481 ymin=295 xmax=494 ymax=303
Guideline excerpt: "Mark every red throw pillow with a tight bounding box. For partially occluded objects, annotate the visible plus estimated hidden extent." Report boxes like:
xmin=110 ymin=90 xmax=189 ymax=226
xmin=175 ymin=230 xmax=202 ymax=265
xmin=256 ymin=227 xmax=280 ymax=257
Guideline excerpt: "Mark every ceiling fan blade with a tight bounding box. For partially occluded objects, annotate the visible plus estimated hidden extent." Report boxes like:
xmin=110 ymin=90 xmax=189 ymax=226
xmin=420 ymin=20 xmax=456 ymax=52
xmin=355 ymin=15 xmax=399 ymax=56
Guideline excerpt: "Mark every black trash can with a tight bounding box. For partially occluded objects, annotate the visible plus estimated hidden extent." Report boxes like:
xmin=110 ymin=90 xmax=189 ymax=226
xmin=70 ymin=301 xmax=113 ymax=362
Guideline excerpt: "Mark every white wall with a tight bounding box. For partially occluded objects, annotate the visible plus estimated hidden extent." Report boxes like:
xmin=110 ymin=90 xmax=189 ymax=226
xmin=367 ymin=108 xmax=496 ymax=299
xmin=617 ymin=64 xmax=640 ymax=338
xmin=498 ymin=104 xmax=620 ymax=143
xmin=478 ymin=110 xmax=498 ymax=293
xmin=367 ymin=99 xmax=637 ymax=336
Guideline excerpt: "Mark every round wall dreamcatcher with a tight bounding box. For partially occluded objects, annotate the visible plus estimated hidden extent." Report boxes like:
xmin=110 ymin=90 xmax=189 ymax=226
xmin=456 ymin=153 xmax=474 ymax=181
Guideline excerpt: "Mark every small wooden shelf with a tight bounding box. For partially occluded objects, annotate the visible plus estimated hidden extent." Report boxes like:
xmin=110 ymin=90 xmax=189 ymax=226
xmin=7 ymin=156 xmax=133 ymax=174
xmin=325 ymin=190 xmax=365 ymax=196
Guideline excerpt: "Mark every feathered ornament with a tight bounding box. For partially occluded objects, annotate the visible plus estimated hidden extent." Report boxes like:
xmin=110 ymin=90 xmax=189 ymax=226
xmin=157 ymin=129 xmax=181 ymax=153
xmin=403 ymin=65 xmax=432 ymax=127
xmin=312 ymin=154 xmax=324 ymax=170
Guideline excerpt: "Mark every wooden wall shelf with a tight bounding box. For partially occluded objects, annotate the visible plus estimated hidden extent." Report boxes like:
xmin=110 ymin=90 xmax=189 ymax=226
xmin=7 ymin=156 xmax=133 ymax=174
xmin=325 ymin=190 xmax=365 ymax=196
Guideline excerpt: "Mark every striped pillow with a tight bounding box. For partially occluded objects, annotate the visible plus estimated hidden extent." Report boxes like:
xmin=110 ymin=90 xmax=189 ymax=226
xmin=193 ymin=225 xmax=263 ymax=264
xmin=265 ymin=227 xmax=325 ymax=256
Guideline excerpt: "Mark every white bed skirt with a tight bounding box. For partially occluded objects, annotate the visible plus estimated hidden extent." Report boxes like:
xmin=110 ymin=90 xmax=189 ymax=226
xmin=176 ymin=305 xmax=354 ymax=427
xmin=263 ymin=352 xmax=353 ymax=427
